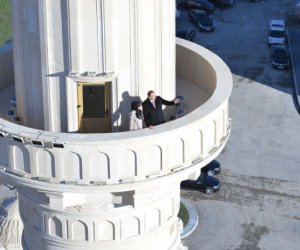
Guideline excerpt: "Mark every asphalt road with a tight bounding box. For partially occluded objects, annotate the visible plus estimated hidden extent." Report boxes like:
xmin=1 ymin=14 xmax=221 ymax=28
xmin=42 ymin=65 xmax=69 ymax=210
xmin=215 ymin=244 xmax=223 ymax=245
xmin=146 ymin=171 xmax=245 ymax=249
xmin=178 ymin=1 xmax=300 ymax=249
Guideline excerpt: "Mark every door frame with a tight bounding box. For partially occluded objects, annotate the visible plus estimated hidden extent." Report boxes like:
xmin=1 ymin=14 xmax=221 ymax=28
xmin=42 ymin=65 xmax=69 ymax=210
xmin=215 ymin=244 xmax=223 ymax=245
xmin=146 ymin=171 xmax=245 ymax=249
xmin=77 ymin=81 xmax=111 ymax=133
xmin=66 ymin=75 xmax=117 ymax=133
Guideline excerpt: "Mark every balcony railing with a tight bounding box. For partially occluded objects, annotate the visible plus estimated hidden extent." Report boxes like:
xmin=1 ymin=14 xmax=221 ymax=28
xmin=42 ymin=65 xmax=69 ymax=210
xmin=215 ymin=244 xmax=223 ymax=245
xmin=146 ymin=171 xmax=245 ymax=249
xmin=0 ymin=39 xmax=232 ymax=188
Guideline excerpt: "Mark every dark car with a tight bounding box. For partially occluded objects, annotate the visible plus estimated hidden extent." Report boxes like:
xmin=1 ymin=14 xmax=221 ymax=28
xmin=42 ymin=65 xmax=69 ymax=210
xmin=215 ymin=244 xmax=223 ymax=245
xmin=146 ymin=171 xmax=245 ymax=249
xmin=177 ymin=0 xmax=185 ymax=9
xmin=271 ymin=45 xmax=289 ymax=70
xmin=208 ymin=0 xmax=235 ymax=8
xmin=176 ymin=29 xmax=197 ymax=42
xmin=181 ymin=173 xmax=220 ymax=194
xmin=182 ymin=0 xmax=215 ymax=13
xmin=189 ymin=10 xmax=215 ymax=32
xmin=201 ymin=160 xmax=221 ymax=176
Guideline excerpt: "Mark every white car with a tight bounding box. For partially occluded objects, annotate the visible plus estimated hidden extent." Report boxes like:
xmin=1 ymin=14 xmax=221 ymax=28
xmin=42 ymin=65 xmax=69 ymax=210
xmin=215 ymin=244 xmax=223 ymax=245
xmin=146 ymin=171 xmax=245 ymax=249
xmin=268 ymin=20 xmax=286 ymax=46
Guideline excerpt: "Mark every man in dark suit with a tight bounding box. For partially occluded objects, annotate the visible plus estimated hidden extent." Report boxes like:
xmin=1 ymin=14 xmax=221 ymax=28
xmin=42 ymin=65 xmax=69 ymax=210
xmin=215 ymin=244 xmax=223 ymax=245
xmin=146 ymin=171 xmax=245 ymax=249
xmin=143 ymin=90 xmax=180 ymax=128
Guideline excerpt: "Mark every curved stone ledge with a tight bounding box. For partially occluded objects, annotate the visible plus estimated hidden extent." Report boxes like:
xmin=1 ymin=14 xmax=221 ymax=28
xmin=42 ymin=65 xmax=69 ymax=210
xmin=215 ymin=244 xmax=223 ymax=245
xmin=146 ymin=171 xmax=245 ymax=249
xmin=0 ymin=133 xmax=229 ymax=193
xmin=0 ymin=39 xmax=232 ymax=186
xmin=180 ymin=198 xmax=198 ymax=239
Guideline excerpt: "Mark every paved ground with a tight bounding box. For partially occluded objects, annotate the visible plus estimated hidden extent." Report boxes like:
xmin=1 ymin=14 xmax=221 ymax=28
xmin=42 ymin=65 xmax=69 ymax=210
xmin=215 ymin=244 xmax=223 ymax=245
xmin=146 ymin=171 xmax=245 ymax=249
xmin=178 ymin=1 xmax=300 ymax=249
xmin=287 ymin=26 xmax=300 ymax=110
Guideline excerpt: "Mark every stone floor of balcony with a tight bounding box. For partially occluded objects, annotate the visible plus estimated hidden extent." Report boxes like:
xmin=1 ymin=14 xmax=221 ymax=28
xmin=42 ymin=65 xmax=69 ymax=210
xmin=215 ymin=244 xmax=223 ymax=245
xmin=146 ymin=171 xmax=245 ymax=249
xmin=0 ymin=78 xmax=210 ymax=126
xmin=176 ymin=77 xmax=210 ymax=114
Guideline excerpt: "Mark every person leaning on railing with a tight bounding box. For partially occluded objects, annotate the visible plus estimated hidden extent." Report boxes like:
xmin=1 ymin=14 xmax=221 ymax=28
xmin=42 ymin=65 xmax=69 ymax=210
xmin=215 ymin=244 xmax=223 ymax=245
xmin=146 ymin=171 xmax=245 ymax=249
xmin=142 ymin=90 xmax=180 ymax=129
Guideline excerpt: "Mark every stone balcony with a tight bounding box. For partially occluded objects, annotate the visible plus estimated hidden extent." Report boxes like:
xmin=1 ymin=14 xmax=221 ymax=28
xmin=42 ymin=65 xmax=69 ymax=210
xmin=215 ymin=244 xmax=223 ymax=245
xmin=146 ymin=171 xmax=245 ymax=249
xmin=0 ymin=39 xmax=232 ymax=191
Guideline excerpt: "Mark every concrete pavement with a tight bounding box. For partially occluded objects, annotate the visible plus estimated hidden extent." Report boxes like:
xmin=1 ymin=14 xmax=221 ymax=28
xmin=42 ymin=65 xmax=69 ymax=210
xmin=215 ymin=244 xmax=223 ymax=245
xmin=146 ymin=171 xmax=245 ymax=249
xmin=178 ymin=0 xmax=300 ymax=249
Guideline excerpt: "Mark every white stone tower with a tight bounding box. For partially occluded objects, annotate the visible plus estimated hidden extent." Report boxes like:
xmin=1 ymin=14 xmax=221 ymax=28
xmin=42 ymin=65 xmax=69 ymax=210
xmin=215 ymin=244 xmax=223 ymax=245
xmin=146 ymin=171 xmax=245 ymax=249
xmin=0 ymin=0 xmax=233 ymax=250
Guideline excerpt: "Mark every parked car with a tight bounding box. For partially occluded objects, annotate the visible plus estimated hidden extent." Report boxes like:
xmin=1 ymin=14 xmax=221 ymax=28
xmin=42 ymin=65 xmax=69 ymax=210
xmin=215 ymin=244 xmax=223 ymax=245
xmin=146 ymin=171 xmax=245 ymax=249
xmin=201 ymin=160 xmax=221 ymax=176
xmin=268 ymin=20 xmax=286 ymax=46
xmin=208 ymin=0 xmax=235 ymax=8
xmin=181 ymin=0 xmax=215 ymax=13
xmin=176 ymin=29 xmax=197 ymax=41
xmin=189 ymin=10 xmax=215 ymax=32
xmin=271 ymin=45 xmax=289 ymax=70
xmin=181 ymin=173 xmax=220 ymax=194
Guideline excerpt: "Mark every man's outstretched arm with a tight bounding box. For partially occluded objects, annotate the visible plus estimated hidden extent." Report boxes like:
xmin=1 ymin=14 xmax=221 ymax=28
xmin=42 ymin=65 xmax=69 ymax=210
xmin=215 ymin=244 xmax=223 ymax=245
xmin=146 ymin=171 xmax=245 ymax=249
xmin=160 ymin=97 xmax=175 ymax=106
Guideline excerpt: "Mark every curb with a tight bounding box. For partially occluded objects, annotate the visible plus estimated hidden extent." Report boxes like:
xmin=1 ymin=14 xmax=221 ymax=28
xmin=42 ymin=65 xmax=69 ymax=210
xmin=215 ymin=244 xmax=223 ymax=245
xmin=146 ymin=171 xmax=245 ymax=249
xmin=286 ymin=28 xmax=300 ymax=114
xmin=180 ymin=197 xmax=199 ymax=239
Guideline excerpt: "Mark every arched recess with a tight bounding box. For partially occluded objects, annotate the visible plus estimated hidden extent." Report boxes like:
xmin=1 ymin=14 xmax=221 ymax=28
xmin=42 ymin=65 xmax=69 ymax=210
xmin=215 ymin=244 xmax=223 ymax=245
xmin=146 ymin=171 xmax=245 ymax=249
xmin=89 ymin=152 xmax=110 ymax=180
xmin=215 ymin=115 xmax=223 ymax=143
xmin=121 ymin=217 xmax=140 ymax=239
xmin=146 ymin=209 xmax=161 ymax=232
xmin=72 ymin=220 xmax=88 ymax=241
xmin=62 ymin=152 xmax=82 ymax=180
xmin=204 ymin=120 xmax=217 ymax=150
xmin=213 ymin=120 xmax=217 ymax=145
xmin=144 ymin=145 xmax=162 ymax=175
xmin=189 ymin=130 xmax=203 ymax=160
xmin=218 ymin=110 xmax=226 ymax=139
xmin=165 ymin=198 xmax=174 ymax=221
xmin=168 ymin=139 xmax=184 ymax=167
xmin=36 ymin=149 xmax=55 ymax=177
xmin=49 ymin=216 xmax=63 ymax=238
xmin=223 ymin=104 xmax=229 ymax=134
xmin=96 ymin=220 xmax=115 ymax=241
xmin=12 ymin=145 xmax=31 ymax=173
xmin=118 ymin=150 xmax=137 ymax=178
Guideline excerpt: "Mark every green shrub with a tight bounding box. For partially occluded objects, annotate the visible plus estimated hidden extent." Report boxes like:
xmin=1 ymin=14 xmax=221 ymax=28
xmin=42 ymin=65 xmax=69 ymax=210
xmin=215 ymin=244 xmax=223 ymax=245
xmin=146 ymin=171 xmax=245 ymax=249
xmin=0 ymin=0 xmax=12 ymax=46
xmin=178 ymin=202 xmax=189 ymax=226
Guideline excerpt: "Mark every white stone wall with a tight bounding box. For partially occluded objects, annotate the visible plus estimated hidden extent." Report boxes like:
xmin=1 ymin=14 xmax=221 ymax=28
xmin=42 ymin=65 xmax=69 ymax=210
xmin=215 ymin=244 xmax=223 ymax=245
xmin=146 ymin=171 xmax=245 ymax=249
xmin=11 ymin=0 xmax=176 ymax=132
xmin=17 ymin=182 xmax=181 ymax=250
